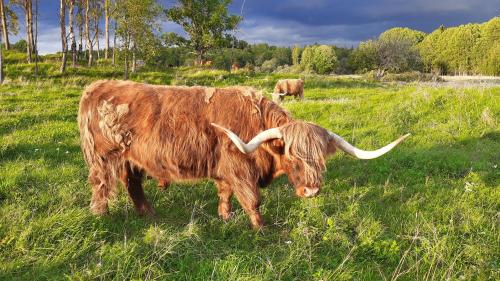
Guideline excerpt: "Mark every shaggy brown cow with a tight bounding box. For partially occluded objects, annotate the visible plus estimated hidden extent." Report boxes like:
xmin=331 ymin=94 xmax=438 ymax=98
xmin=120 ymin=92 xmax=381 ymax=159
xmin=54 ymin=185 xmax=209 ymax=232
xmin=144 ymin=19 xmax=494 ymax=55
xmin=78 ymin=80 xmax=409 ymax=229
xmin=273 ymin=79 xmax=304 ymax=103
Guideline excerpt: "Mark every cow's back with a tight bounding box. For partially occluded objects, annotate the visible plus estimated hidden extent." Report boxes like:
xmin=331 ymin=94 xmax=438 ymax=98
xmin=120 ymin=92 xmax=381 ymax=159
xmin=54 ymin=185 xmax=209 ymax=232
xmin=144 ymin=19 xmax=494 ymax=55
xmin=275 ymin=79 xmax=303 ymax=95
xmin=78 ymin=80 xmax=273 ymax=181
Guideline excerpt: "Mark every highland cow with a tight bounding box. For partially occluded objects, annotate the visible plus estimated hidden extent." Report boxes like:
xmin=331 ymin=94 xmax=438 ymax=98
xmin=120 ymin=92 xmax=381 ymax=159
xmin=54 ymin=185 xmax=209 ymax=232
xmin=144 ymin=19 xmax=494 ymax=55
xmin=273 ymin=79 xmax=304 ymax=103
xmin=78 ymin=80 xmax=409 ymax=229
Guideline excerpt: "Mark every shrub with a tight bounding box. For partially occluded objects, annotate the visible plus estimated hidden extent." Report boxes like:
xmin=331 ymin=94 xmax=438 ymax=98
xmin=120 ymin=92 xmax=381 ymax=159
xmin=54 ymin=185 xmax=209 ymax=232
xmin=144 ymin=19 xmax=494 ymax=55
xmin=300 ymin=46 xmax=314 ymax=71
xmin=273 ymin=47 xmax=292 ymax=66
xmin=376 ymin=71 xmax=442 ymax=82
xmin=11 ymin=40 xmax=27 ymax=53
xmin=273 ymin=64 xmax=302 ymax=74
xmin=377 ymin=38 xmax=423 ymax=73
xmin=312 ymin=45 xmax=337 ymax=74
xmin=4 ymin=50 xmax=27 ymax=64
xmin=348 ymin=40 xmax=379 ymax=73
xmin=258 ymin=58 xmax=279 ymax=73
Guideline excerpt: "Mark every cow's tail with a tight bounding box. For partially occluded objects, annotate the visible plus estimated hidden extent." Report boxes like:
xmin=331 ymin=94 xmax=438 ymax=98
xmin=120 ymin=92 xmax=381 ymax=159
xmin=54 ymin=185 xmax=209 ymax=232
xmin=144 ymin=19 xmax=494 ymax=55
xmin=78 ymin=91 xmax=121 ymax=213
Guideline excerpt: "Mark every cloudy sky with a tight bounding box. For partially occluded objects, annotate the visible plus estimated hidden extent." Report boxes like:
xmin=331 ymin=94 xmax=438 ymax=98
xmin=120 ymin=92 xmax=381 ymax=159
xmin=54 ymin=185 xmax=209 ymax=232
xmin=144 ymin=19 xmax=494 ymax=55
xmin=9 ymin=0 xmax=500 ymax=54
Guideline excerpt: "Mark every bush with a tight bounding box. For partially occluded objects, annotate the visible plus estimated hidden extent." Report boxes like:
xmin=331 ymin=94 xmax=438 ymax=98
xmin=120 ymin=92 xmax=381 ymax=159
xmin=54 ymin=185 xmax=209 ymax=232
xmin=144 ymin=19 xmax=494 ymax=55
xmin=369 ymin=71 xmax=443 ymax=82
xmin=258 ymin=58 xmax=279 ymax=73
xmin=4 ymin=50 xmax=27 ymax=64
xmin=377 ymin=38 xmax=423 ymax=73
xmin=299 ymin=45 xmax=338 ymax=74
xmin=348 ymin=40 xmax=378 ymax=74
xmin=11 ymin=40 xmax=27 ymax=53
xmin=273 ymin=47 xmax=292 ymax=66
xmin=300 ymin=46 xmax=314 ymax=71
xmin=273 ymin=64 xmax=302 ymax=74
xmin=312 ymin=45 xmax=337 ymax=74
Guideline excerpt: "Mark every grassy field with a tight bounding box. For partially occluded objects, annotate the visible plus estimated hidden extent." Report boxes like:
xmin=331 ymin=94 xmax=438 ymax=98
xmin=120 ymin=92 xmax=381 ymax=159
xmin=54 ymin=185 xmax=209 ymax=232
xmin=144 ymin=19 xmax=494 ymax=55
xmin=0 ymin=67 xmax=499 ymax=280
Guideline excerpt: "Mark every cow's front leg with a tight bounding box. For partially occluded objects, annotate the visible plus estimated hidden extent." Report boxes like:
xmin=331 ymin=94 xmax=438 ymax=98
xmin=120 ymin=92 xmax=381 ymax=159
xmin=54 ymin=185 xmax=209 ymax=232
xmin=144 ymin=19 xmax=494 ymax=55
xmin=215 ymin=180 xmax=233 ymax=221
xmin=233 ymin=183 xmax=263 ymax=229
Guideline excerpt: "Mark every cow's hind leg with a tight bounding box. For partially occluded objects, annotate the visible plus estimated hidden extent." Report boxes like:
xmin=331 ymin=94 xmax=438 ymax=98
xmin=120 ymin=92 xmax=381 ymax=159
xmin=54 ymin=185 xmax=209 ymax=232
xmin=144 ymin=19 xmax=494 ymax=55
xmin=120 ymin=162 xmax=154 ymax=215
xmin=215 ymin=180 xmax=233 ymax=221
xmin=297 ymin=90 xmax=304 ymax=100
xmin=88 ymin=162 xmax=118 ymax=215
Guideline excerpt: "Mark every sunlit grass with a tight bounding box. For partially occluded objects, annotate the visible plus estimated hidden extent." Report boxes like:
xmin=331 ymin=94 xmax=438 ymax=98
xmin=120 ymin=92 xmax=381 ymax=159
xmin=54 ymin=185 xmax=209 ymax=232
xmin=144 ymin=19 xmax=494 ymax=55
xmin=0 ymin=67 xmax=498 ymax=280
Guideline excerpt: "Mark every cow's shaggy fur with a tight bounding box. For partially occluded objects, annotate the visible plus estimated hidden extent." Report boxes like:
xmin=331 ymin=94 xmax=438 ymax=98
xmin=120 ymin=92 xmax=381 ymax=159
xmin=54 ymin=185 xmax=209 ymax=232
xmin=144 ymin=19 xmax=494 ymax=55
xmin=78 ymin=80 xmax=335 ymax=228
xmin=273 ymin=79 xmax=304 ymax=103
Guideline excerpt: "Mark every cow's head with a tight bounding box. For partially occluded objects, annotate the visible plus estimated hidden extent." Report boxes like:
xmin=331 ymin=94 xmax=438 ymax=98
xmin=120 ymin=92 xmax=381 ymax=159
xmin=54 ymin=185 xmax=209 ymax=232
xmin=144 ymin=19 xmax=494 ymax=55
xmin=211 ymin=122 xmax=409 ymax=198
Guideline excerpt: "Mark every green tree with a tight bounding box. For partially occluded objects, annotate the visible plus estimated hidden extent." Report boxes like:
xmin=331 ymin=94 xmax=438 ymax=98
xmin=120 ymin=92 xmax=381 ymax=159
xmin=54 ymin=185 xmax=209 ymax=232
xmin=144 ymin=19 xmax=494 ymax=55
xmin=312 ymin=45 xmax=337 ymax=74
xmin=377 ymin=27 xmax=425 ymax=72
xmin=162 ymin=32 xmax=187 ymax=47
xmin=475 ymin=17 xmax=500 ymax=75
xmin=481 ymin=43 xmax=500 ymax=75
xmin=418 ymin=18 xmax=499 ymax=75
xmin=250 ymin=43 xmax=273 ymax=66
xmin=115 ymin=0 xmax=162 ymax=78
xmin=273 ymin=47 xmax=291 ymax=66
xmin=332 ymin=46 xmax=353 ymax=74
xmin=11 ymin=38 xmax=26 ymax=52
xmin=418 ymin=27 xmax=445 ymax=73
xmin=348 ymin=40 xmax=378 ymax=73
xmin=166 ymin=0 xmax=241 ymax=64
xmin=292 ymin=44 xmax=301 ymax=65
xmin=377 ymin=37 xmax=422 ymax=72
xmin=300 ymin=45 xmax=314 ymax=71
xmin=379 ymin=27 xmax=425 ymax=45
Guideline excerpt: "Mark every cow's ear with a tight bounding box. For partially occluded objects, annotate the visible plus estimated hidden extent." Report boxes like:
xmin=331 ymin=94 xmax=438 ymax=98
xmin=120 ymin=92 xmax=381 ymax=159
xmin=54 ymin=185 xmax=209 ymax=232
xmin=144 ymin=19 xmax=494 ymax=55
xmin=268 ymin=138 xmax=285 ymax=154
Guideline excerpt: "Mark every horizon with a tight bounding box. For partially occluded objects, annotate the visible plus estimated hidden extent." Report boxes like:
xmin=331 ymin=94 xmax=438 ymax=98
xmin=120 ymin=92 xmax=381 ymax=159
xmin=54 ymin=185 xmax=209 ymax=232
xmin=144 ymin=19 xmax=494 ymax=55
xmin=6 ymin=0 xmax=500 ymax=54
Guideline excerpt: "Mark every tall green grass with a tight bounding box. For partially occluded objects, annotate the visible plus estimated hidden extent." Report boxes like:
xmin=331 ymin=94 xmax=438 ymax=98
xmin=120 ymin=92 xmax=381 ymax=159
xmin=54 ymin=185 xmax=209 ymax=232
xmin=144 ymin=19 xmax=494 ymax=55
xmin=0 ymin=67 xmax=498 ymax=280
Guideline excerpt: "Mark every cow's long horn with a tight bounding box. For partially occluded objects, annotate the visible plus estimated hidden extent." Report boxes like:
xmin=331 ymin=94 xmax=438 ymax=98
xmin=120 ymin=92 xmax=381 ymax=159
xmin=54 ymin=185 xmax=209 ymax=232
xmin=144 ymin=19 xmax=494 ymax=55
xmin=328 ymin=131 xmax=410 ymax=159
xmin=211 ymin=123 xmax=282 ymax=154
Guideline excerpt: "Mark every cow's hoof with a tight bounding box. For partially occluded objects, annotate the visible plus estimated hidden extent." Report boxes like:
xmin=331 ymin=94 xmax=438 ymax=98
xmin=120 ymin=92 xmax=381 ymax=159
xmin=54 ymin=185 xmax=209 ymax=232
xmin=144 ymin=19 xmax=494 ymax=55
xmin=250 ymin=215 xmax=264 ymax=230
xmin=219 ymin=211 xmax=234 ymax=221
xmin=251 ymin=222 xmax=265 ymax=231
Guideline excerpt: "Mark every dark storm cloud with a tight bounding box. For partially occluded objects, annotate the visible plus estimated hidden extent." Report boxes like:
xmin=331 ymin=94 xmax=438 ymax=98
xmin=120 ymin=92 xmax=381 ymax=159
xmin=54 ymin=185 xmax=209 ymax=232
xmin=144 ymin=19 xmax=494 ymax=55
xmin=230 ymin=0 xmax=500 ymax=46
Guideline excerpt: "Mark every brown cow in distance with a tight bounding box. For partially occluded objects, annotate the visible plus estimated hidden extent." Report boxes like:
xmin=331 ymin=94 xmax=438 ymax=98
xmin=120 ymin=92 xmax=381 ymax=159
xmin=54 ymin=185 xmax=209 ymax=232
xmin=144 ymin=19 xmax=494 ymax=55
xmin=78 ymin=80 xmax=409 ymax=229
xmin=231 ymin=63 xmax=240 ymax=72
xmin=273 ymin=79 xmax=304 ymax=103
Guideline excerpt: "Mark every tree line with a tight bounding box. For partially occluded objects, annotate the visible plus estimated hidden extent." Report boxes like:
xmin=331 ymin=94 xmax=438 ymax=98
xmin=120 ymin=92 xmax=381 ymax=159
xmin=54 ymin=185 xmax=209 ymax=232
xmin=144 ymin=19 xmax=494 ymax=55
xmin=0 ymin=0 xmax=498 ymax=83
xmin=350 ymin=18 xmax=500 ymax=76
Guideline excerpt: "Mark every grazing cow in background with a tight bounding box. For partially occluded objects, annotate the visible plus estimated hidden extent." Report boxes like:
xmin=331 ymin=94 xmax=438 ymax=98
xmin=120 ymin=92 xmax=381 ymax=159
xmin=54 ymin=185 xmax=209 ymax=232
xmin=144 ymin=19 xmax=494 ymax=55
xmin=231 ymin=63 xmax=240 ymax=72
xmin=78 ymin=80 xmax=409 ymax=229
xmin=273 ymin=79 xmax=304 ymax=103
